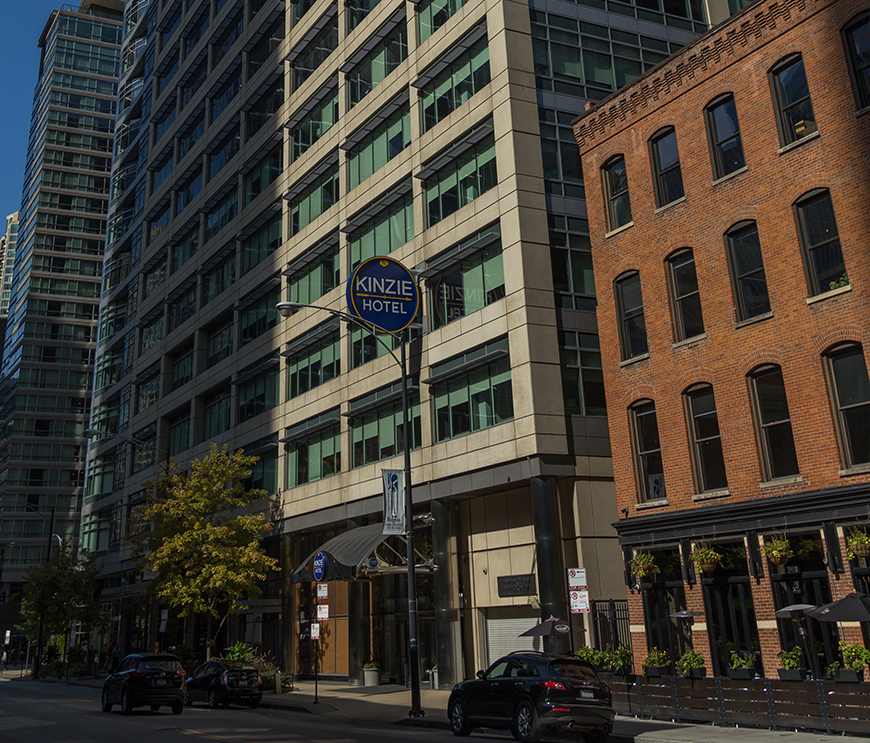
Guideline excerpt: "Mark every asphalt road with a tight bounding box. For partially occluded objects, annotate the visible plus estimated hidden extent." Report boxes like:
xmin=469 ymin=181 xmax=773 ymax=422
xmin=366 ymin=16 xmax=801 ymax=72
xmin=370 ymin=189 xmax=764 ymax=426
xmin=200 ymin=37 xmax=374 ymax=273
xmin=0 ymin=681 xmax=464 ymax=743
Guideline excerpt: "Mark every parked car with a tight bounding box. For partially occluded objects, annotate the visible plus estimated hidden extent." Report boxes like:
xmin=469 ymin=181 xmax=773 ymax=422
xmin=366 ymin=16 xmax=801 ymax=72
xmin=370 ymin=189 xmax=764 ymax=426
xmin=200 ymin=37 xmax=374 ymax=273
xmin=185 ymin=659 xmax=263 ymax=708
xmin=101 ymin=653 xmax=186 ymax=715
xmin=447 ymin=651 xmax=614 ymax=743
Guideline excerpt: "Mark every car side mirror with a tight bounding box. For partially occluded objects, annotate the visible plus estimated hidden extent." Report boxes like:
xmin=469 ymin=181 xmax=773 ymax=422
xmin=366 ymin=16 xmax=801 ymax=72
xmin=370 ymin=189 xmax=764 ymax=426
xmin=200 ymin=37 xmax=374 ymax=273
xmin=476 ymin=670 xmax=485 ymax=679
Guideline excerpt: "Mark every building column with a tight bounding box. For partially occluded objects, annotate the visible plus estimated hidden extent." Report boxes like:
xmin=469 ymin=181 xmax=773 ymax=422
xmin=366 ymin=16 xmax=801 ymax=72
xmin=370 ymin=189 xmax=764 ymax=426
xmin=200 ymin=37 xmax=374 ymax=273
xmin=432 ymin=499 xmax=460 ymax=689
xmin=281 ymin=533 xmax=296 ymax=677
xmin=532 ymin=476 xmax=564 ymax=654
xmin=346 ymin=519 xmax=370 ymax=685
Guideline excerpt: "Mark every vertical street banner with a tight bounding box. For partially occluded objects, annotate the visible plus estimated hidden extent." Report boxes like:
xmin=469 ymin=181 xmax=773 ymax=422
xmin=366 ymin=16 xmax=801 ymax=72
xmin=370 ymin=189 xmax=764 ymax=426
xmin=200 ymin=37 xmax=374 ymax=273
xmin=382 ymin=469 xmax=405 ymax=535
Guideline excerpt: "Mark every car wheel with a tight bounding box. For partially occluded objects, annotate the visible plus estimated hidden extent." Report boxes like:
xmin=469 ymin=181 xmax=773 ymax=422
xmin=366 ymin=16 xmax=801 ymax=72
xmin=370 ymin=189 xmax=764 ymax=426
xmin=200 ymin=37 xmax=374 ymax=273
xmin=172 ymin=701 xmax=184 ymax=715
xmin=208 ymin=690 xmax=219 ymax=709
xmin=150 ymin=704 xmax=160 ymax=712
xmin=184 ymin=689 xmax=192 ymax=706
xmin=449 ymin=697 xmax=473 ymax=737
xmin=583 ymin=724 xmax=612 ymax=743
xmin=512 ymin=699 xmax=540 ymax=743
xmin=101 ymin=688 xmax=113 ymax=713
xmin=121 ymin=689 xmax=133 ymax=716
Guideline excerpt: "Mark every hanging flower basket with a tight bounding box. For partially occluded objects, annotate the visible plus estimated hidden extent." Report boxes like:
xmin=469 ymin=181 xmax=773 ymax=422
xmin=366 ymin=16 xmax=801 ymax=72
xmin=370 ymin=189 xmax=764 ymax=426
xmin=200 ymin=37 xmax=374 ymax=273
xmin=846 ymin=528 xmax=870 ymax=560
xmin=763 ymin=536 xmax=792 ymax=566
xmin=853 ymin=543 xmax=870 ymax=559
xmin=698 ymin=557 xmax=719 ymax=574
xmin=689 ymin=543 xmax=722 ymax=574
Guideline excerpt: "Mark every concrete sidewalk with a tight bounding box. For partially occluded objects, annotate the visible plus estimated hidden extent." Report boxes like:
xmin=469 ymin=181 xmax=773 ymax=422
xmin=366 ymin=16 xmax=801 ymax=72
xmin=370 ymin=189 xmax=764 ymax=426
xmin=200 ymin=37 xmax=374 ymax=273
xmin=3 ymin=669 xmax=868 ymax=742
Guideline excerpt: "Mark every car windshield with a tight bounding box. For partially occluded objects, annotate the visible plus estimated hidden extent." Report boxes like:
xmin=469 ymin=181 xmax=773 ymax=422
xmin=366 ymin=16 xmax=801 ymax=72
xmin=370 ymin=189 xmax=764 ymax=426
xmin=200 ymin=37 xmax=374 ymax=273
xmin=138 ymin=658 xmax=182 ymax=672
xmin=549 ymin=660 xmax=598 ymax=681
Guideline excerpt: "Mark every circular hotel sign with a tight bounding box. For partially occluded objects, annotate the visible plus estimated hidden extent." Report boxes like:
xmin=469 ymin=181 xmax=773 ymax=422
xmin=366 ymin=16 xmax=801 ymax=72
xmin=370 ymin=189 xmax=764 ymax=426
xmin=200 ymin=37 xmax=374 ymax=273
xmin=347 ymin=256 xmax=419 ymax=334
xmin=312 ymin=551 xmax=327 ymax=582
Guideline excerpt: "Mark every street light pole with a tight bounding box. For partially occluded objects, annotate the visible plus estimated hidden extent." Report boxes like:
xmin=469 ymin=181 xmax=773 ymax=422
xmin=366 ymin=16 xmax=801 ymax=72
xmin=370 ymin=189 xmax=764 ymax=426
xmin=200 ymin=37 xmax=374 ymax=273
xmin=277 ymin=300 xmax=423 ymax=716
xmin=33 ymin=506 xmax=56 ymax=680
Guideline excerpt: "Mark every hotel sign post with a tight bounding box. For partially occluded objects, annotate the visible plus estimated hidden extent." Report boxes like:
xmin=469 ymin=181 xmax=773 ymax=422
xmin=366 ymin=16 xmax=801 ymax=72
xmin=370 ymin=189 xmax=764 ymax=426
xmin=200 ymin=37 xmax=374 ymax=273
xmin=348 ymin=257 xmax=423 ymax=716
xmin=279 ymin=256 xmax=423 ymax=716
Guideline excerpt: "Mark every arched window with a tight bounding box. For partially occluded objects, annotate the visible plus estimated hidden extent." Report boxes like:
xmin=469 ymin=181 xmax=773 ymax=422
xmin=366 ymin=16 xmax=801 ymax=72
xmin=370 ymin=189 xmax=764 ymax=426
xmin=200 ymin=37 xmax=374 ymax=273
xmin=614 ymin=271 xmax=647 ymax=360
xmin=794 ymin=189 xmax=846 ymax=296
xmin=666 ymin=248 xmax=704 ymax=341
xmin=725 ymin=221 xmax=770 ymax=321
xmin=602 ymin=155 xmax=632 ymax=230
xmin=649 ymin=127 xmax=684 ymax=207
xmin=684 ymin=384 xmax=727 ymax=493
xmin=842 ymin=12 xmax=870 ymax=109
xmin=629 ymin=400 xmax=665 ymax=502
xmin=748 ymin=364 xmax=799 ymax=480
xmin=824 ymin=343 xmax=870 ymax=469
xmin=769 ymin=54 xmax=817 ymax=146
xmin=704 ymin=93 xmax=745 ymax=179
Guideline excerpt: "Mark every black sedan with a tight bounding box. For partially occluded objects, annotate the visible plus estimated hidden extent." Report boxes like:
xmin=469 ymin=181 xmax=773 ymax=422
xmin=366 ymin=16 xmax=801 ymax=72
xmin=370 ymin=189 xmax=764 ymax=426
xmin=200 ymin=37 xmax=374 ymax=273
xmin=447 ymin=651 xmax=614 ymax=743
xmin=185 ymin=659 xmax=263 ymax=708
xmin=101 ymin=653 xmax=185 ymax=715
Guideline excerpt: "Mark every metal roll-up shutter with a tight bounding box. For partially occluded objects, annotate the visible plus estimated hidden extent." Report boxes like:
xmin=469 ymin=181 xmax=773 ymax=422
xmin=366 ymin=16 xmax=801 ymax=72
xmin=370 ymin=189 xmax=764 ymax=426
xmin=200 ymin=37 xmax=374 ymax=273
xmin=485 ymin=615 xmax=540 ymax=666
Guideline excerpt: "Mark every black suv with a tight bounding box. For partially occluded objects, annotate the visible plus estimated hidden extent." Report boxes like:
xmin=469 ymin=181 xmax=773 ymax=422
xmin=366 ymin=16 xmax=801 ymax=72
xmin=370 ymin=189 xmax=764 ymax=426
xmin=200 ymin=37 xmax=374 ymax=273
xmin=101 ymin=653 xmax=186 ymax=715
xmin=447 ymin=651 xmax=614 ymax=743
xmin=185 ymin=659 xmax=263 ymax=708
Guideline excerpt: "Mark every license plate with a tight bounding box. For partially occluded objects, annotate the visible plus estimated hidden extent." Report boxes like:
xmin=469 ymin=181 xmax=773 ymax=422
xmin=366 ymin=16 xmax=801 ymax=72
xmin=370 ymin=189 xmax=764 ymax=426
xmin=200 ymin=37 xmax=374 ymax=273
xmin=579 ymin=690 xmax=594 ymax=699
xmin=156 ymin=679 xmax=167 ymax=686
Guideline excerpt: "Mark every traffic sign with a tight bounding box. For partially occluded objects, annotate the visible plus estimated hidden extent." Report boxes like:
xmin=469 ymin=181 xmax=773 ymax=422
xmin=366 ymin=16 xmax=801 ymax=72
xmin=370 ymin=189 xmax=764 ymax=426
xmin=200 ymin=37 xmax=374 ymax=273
xmin=570 ymin=590 xmax=590 ymax=613
xmin=317 ymin=604 xmax=329 ymax=621
xmin=567 ymin=568 xmax=587 ymax=590
xmin=313 ymin=551 xmax=327 ymax=581
xmin=311 ymin=623 xmax=320 ymax=640
xmin=347 ymin=256 xmax=419 ymax=334
xmin=317 ymin=583 xmax=328 ymax=599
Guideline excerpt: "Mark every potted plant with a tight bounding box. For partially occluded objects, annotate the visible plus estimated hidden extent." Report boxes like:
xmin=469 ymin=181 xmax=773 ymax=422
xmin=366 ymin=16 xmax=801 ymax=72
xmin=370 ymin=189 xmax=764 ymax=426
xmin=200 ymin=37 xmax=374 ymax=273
xmin=777 ymin=646 xmax=808 ymax=681
xmin=363 ymin=659 xmax=381 ymax=686
xmin=763 ymin=535 xmax=793 ymax=566
xmin=690 ymin=543 xmax=722 ymax=574
xmin=846 ymin=527 xmax=870 ymax=560
xmin=727 ymin=651 xmax=756 ymax=680
xmin=836 ymin=641 xmax=870 ymax=682
xmin=628 ymin=551 xmax=659 ymax=578
xmin=676 ymin=648 xmax=706 ymax=679
xmin=574 ymin=645 xmax=608 ymax=670
xmin=606 ymin=645 xmax=633 ymax=676
xmin=642 ymin=647 xmax=671 ymax=677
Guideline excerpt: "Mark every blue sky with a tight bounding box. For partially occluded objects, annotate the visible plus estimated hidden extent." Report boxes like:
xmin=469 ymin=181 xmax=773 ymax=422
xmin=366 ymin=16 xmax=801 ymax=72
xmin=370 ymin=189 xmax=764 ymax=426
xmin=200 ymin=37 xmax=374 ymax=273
xmin=0 ymin=3 xmax=78 ymax=227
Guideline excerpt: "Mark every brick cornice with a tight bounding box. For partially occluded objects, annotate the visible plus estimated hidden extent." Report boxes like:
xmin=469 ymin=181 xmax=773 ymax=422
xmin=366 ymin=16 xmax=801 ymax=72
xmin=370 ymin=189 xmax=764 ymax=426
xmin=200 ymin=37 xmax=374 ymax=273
xmin=573 ymin=0 xmax=834 ymax=148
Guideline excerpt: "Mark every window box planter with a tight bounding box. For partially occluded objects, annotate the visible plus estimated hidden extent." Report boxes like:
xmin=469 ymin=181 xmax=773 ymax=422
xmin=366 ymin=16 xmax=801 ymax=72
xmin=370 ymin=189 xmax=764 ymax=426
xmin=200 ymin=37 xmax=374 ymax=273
xmin=727 ymin=668 xmax=755 ymax=681
xmin=777 ymin=668 xmax=809 ymax=681
xmin=644 ymin=666 xmax=669 ymax=677
xmin=683 ymin=667 xmax=706 ymax=679
xmin=832 ymin=669 xmax=863 ymax=683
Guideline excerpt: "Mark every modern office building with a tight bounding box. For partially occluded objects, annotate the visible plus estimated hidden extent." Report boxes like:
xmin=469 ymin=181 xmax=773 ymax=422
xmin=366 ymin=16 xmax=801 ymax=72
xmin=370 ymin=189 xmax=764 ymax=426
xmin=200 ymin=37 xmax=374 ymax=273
xmin=574 ymin=0 xmax=869 ymax=678
xmin=0 ymin=1 xmax=123 ymax=620
xmin=84 ymin=0 xmax=728 ymax=685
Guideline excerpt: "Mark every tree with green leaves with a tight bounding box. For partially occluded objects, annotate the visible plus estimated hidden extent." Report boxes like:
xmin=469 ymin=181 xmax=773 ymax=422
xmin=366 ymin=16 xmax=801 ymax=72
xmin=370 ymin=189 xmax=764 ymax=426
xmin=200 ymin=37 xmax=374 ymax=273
xmin=133 ymin=443 xmax=277 ymax=658
xmin=18 ymin=545 xmax=103 ymax=644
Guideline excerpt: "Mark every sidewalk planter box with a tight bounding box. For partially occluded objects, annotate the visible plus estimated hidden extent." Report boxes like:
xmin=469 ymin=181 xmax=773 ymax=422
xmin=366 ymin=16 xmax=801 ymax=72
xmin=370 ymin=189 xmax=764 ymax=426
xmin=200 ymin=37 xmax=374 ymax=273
xmin=363 ymin=668 xmax=380 ymax=686
xmin=644 ymin=666 xmax=669 ymax=677
xmin=832 ymin=670 xmax=863 ymax=683
xmin=777 ymin=668 xmax=809 ymax=681
xmin=727 ymin=668 xmax=755 ymax=681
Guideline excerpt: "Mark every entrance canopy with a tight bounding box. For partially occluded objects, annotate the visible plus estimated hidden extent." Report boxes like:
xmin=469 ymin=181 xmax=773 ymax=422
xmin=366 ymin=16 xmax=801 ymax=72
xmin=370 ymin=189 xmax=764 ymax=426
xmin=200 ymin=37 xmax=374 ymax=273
xmin=292 ymin=522 xmax=433 ymax=583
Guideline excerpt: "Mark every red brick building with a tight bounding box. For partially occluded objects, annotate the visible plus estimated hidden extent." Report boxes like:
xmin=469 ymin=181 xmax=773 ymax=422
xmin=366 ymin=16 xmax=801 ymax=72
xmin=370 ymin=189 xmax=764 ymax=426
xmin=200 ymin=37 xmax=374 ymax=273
xmin=573 ymin=0 xmax=870 ymax=678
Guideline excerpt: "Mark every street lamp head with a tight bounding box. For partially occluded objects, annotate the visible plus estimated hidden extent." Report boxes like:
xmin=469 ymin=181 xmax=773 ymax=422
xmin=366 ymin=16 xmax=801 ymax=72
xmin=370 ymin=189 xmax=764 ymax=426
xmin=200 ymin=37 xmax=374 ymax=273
xmin=276 ymin=301 xmax=303 ymax=318
xmin=84 ymin=428 xmax=104 ymax=439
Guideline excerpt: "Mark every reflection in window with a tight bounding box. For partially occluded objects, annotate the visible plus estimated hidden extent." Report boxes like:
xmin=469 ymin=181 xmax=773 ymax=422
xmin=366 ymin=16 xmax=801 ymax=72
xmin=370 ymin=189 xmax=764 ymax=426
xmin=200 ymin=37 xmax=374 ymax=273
xmin=749 ymin=365 xmax=799 ymax=481
xmin=630 ymin=400 xmax=665 ymax=502
xmin=650 ymin=128 xmax=684 ymax=206
xmin=705 ymin=94 xmax=744 ymax=179
xmin=603 ymin=156 xmax=631 ymax=230
xmin=770 ymin=55 xmax=816 ymax=146
xmin=825 ymin=344 xmax=870 ymax=469
xmin=843 ymin=13 xmax=870 ymax=109
xmin=667 ymin=249 xmax=703 ymax=341
xmin=429 ymin=242 xmax=504 ymax=329
xmin=685 ymin=384 xmax=727 ymax=492
xmin=615 ymin=271 xmax=647 ymax=360
xmin=794 ymin=189 xmax=846 ymax=296
xmin=725 ymin=221 xmax=770 ymax=321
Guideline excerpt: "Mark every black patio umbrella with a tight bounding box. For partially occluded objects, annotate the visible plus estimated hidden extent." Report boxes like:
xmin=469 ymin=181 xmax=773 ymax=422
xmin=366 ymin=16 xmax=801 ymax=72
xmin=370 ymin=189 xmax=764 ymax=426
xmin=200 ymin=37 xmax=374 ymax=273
xmin=807 ymin=592 xmax=870 ymax=623
xmin=519 ymin=616 xmax=584 ymax=636
xmin=774 ymin=603 xmax=817 ymax=619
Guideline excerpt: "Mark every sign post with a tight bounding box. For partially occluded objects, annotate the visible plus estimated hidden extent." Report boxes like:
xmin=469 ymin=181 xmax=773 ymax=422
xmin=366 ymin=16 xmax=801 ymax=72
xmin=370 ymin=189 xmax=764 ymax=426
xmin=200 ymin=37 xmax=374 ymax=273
xmin=347 ymin=256 xmax=423 ymax=717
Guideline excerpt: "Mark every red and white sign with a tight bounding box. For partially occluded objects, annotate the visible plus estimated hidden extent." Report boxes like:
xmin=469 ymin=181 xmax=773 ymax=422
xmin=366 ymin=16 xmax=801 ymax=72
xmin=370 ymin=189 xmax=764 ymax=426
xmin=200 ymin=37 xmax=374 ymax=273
xmin=570 ymin=590 xmax=590 ymax=614
xmin=567 ymin=568 xmax=587 ymax=590
xmin=311 ymin=623 xmax=320 ymax=640
xmin=316 ymin=604 xmax=329 ymax=621
xmin=317 ymin=583 xmax=328 ymax=599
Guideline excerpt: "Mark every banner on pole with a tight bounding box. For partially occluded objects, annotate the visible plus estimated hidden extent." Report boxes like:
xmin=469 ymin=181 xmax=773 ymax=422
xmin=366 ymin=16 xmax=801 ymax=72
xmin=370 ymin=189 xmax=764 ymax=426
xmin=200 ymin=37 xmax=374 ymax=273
xmin=382 ymin=469 xmax=405 ymax=535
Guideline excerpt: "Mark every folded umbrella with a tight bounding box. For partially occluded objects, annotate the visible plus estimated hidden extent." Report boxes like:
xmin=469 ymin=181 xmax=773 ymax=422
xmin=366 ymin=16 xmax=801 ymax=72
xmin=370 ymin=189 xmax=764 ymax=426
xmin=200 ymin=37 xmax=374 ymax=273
xmin=807 ymin=592 xmax=870 ymax=622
